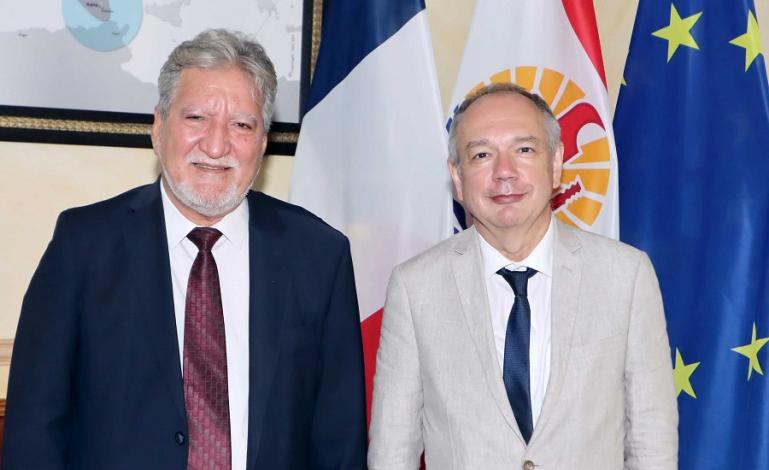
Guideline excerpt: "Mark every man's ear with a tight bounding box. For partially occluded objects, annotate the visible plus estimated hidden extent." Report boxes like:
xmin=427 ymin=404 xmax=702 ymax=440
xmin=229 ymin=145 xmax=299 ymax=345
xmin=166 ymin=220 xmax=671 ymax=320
xmin=551 ymin=143 xmax=564 ymax=190
xmin=151 ymin=110 xmax=163 ymax=151
xmin=259 ymin=128 xmax=268 ymax=156
xmin=448 ymin=161 xmax=464 ymax=202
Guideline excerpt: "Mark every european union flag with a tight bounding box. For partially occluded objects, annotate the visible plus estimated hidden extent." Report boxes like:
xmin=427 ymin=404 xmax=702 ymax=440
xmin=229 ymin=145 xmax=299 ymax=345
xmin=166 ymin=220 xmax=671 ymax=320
xmin=615 ymin=1 xmax=769 ymax=467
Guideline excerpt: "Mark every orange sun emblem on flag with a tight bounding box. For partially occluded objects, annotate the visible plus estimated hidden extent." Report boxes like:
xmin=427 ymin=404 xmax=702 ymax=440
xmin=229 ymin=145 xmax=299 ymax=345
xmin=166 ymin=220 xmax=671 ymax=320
xmin=460 ymin=67 xmax=612 ymax=229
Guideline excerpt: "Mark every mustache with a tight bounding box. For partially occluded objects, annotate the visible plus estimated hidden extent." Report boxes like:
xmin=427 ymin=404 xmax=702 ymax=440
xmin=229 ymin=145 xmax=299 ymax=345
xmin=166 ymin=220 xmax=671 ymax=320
xmin=186 ymin=153 xmax=240 ymax=169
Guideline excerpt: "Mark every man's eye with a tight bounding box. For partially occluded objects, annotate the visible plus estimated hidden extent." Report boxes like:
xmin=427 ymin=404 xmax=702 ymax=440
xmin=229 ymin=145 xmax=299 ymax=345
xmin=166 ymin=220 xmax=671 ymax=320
xmin=185 ymin=115 xmax=204 ymax=121
xmin=472 ymin=152 xmax=489 ymax=160
xmin=235 ymin=122 xmax=254 ymax=130
xmin=519 ymin=146 xmax=534 ymax=154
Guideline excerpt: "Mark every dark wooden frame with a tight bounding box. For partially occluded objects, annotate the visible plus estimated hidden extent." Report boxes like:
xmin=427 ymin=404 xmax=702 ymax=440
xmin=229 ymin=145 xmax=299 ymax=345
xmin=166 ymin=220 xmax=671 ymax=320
xmin=0 ymin=0 xmax=323 ymax=156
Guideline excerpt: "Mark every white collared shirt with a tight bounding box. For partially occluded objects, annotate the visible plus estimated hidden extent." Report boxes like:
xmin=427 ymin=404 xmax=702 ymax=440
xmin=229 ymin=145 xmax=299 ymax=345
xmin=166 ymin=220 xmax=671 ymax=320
xmin=478 ymin=218 xmax=554 ymax=429
xmin=161 ymin=183 xmax=250 ymax=470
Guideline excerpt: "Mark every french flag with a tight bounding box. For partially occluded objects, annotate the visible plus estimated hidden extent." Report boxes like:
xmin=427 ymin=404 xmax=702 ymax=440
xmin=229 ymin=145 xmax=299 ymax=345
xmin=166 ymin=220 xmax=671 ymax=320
xmin=290 ymin=0 xmax=453 ymax=421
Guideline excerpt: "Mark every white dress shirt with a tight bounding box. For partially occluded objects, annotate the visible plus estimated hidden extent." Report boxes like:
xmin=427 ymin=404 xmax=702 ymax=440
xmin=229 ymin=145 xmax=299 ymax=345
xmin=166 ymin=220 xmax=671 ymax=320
xmin=478 ymin=218 xmax=554 ymax=428
xmin=161 ymin=183 xmax=250 ymax=470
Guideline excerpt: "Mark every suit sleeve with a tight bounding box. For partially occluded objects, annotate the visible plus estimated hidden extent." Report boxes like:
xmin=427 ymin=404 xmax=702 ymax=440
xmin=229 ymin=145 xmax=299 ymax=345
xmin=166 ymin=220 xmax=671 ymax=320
xmin=368 ymin=265 xmax=423 ymax=470
xmin=309 ymin=238 xmax=368 ymax=469
xmin=624 ymin=253 xmax=679 ymax=469
xmin=3 ymin=213 xmax=80 ymax=470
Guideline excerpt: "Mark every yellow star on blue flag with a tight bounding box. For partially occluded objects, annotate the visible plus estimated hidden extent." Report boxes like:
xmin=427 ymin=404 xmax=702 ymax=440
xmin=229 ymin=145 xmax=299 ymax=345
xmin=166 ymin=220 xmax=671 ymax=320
xmin=729 ymin=10 xmax=763 ymax=71
xmin=652 ymin=3 xmax=703 ymax=62
xmin=732 ymin=322 xmax=769 ymax=380
xmin=673 ymin=348 xmax=700 ymax=398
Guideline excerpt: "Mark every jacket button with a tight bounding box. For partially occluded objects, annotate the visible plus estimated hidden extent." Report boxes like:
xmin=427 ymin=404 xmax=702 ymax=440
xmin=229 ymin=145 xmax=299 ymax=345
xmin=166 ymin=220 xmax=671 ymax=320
xmin=523 ymin=460 xmax=536 ymax=470
xmin=175 ymin=432 xmax=186 ymax=445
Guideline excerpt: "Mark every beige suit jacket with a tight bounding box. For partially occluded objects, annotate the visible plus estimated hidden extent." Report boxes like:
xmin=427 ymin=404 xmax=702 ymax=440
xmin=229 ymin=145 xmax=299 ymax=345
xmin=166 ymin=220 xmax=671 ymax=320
xmin=368 ymin=221 xmax=678 ymax=470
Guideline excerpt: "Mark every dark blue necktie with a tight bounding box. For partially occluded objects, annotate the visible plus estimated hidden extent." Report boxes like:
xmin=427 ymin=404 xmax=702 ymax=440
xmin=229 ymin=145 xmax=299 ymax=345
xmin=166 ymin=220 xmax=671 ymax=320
xmin=497 ymin=267 xmax=537 ymax=443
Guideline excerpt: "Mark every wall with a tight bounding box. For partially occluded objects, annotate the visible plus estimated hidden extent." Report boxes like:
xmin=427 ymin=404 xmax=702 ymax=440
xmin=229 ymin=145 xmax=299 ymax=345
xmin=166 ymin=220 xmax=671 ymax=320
xmin=1 ymin=0 xmax=767 ymax=397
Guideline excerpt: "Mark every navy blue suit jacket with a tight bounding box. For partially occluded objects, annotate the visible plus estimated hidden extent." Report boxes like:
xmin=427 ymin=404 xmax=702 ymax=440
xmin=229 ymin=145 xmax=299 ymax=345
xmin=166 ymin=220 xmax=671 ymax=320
xmin=3 ymin=182 xmax=367 ymax=469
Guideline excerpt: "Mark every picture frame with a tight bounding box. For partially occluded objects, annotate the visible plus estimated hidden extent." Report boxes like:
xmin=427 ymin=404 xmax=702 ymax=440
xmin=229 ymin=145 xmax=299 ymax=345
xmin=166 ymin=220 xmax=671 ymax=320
xmin=0 ymin=0 xmax=322 ymax=155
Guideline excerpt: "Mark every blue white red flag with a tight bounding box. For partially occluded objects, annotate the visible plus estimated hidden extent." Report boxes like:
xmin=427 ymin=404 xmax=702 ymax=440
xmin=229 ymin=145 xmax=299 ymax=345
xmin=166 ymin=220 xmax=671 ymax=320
xmin=290 ymin=0 xmax=453 ymax=421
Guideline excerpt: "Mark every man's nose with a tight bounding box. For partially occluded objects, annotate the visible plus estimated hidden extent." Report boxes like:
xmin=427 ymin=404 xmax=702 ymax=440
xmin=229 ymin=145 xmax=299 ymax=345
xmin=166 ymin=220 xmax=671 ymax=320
xmin=199 ymin=120 xmax=231 ymax=158
xmin=493 ymin=155 xmax=518 ymax=180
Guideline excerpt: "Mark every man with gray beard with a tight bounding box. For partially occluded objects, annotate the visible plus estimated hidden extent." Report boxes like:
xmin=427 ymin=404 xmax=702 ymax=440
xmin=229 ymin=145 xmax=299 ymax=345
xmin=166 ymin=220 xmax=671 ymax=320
xmin=3 ymin=29 xmax=367 ymax=470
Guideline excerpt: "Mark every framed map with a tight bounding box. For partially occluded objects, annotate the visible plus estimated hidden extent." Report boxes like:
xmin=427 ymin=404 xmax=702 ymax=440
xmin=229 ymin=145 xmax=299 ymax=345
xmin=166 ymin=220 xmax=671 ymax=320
xmin=0 ymin=0 xmax=318 ymax=154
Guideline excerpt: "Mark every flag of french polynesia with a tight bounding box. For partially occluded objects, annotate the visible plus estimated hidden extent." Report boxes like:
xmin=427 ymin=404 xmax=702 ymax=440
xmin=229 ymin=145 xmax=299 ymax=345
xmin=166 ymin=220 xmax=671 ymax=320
xmin=448 ymin=0 xmax=619 ymax=239
xmin=290 ymin=0 xmax=454 ymax=422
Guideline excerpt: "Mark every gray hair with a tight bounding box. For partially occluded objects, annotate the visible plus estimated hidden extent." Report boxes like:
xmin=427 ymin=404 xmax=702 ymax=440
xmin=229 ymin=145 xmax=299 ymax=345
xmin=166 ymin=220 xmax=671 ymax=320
xmin=156 ymin=28 xmax=278 ymax=131
xmin=447 ymin=83 xmax=561 ymax=168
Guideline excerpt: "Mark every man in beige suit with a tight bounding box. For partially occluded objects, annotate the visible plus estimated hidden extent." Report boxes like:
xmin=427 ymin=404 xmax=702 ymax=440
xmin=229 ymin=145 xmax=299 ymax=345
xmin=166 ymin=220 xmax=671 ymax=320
xmin=368 ymin=84 xmax=678 ymax=469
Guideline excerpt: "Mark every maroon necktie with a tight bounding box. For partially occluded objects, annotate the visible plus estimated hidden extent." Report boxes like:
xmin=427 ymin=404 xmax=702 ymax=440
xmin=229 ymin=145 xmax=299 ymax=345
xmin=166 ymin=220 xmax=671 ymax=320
xmin=184 ymin=227 xmax=231 ymax=470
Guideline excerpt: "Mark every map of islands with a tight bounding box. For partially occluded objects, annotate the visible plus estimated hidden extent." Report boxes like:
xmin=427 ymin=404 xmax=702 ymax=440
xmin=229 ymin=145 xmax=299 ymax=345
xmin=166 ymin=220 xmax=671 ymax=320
xmin=0 ymin=0 xmax=304 ymax=122
xmin=64 ymin=0 xmax=142 ymax=51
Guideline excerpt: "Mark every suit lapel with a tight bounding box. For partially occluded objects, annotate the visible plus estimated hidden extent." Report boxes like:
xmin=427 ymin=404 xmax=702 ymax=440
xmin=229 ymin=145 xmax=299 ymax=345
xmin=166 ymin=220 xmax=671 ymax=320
xmin=451 ymin=228 xmax=520 ymax=436
xmin=534 ymin=221 xmax=581 ymax=436
xmin=245 ymin=192 xmax=291 ymax=467
xmin=125 ymin=182 xmax=186 ymax=418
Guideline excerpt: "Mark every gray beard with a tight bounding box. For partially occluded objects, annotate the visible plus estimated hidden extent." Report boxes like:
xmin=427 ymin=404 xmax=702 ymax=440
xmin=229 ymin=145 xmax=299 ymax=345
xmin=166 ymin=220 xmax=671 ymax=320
xmin=161 ymin=167 xmax=253 ymax=218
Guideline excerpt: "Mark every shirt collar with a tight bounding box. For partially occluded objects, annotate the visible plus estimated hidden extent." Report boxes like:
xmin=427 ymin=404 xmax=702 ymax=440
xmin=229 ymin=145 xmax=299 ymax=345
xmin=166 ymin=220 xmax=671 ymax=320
xmin=478 ymin=217 xmax=555 ymax=279
xmin=160 ymin=181 xmax=249 ymax=250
